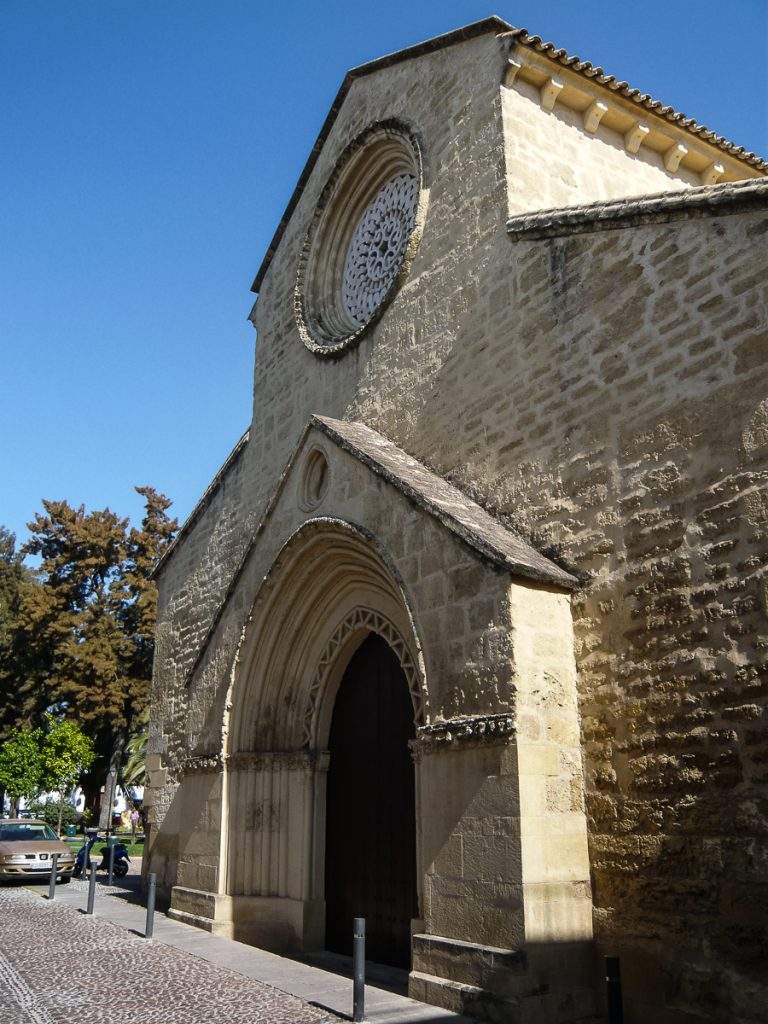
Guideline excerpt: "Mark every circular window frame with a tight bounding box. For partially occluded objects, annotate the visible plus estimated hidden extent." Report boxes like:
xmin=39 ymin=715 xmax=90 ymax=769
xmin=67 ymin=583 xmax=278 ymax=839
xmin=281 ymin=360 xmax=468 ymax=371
xmin=294 ymin=119 xmax=427 ymax=359
xmin=298 ymin=447 xmax=331 ymax=512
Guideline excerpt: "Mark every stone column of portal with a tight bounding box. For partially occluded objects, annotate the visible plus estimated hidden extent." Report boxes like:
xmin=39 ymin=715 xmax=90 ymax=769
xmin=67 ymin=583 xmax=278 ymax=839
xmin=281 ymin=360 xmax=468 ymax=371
xmin=410 ymin=580 xmax=596 ymax=1024
xmin=213 ymin=751 xmax=328 ymax=953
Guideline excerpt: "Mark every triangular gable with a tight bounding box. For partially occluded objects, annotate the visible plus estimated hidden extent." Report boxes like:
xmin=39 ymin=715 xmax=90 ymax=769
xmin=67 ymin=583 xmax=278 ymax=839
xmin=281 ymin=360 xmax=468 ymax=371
xmin=182 ymin=415 xmax=577 ymax=686
xmin=315 ymin=416 xmax=577 ymax=588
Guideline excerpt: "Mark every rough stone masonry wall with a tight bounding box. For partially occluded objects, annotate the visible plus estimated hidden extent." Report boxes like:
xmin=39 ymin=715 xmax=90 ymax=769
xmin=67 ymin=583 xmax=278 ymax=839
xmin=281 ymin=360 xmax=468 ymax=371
xmin=150 ymin=26 xmax=768 ymax=1023
xmin=147 ymin=437 xmax=252 ymax=888
xmin=149 ymin=31 xmax=515 ymax=839
xmin=385 ymin=201 xmax=768 ymax=1024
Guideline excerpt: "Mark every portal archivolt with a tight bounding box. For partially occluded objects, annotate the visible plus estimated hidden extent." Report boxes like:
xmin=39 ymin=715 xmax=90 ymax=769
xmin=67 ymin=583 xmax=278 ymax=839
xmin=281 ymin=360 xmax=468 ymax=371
xmin=225 ymin=518 xmax=428 ymax=758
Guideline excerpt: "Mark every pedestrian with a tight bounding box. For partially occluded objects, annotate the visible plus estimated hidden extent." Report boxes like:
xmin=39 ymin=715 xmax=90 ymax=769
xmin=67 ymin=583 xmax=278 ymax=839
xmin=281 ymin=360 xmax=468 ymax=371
xmin=130 ymin=808 xmax=140 ymax=842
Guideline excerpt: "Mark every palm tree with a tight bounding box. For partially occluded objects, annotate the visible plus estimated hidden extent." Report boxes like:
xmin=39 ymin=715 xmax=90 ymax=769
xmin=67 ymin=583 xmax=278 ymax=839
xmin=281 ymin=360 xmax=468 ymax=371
xmin=121 ymin=730 xmax=147 ymax=792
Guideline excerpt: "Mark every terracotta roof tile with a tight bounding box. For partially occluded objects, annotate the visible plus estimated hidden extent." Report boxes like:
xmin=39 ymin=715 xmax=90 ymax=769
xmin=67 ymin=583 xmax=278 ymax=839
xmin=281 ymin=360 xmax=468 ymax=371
xmin=504 ymin=28 xmax=767 ymax=173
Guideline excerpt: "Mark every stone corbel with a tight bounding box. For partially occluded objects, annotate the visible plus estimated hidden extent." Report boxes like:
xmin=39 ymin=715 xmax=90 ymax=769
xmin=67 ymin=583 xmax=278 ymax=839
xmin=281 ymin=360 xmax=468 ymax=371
xmin=624 ymin=121 xmax=650 ymax=155
xmin=540 ymin=77 xmax=564 ymax=112
xmin=701 ymin=161 xmax=725 ymax=186
xmin=503 ymin=58 xmax=522 ymax=87
xmin=664 ymin=142 xmax=688 ymax=173
xmin=583 ymin=100 xmax=608 ymax=134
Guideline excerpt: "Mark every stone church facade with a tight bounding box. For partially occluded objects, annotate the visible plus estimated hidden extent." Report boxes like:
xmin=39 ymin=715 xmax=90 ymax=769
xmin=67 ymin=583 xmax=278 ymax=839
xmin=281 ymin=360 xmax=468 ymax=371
xmin=144 ymin=18 xmax=768 ymax=1024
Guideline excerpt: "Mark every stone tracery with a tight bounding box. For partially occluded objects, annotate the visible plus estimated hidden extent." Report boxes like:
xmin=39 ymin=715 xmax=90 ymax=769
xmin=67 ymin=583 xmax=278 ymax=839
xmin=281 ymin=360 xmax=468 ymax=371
xmin=303 ymin=606 xmax=423 ymax=747
xmin=341 ymin=173 xmax=419 ymax=326
xmin=294 ymin=120 xmax=425 ymax=356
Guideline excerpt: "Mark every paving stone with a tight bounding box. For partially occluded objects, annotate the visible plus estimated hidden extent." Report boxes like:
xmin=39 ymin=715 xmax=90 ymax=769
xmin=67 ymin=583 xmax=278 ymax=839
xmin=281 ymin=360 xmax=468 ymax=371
xmin=0 ymin=887 xmax=336 ymax=1024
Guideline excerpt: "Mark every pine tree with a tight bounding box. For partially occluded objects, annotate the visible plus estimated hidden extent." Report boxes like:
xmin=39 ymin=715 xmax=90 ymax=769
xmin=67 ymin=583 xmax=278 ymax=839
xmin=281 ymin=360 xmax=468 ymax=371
xmin=17 ymin=489 xmax=176 ymax=814
xmin=0 ymin=528 xmax=38 ymax=738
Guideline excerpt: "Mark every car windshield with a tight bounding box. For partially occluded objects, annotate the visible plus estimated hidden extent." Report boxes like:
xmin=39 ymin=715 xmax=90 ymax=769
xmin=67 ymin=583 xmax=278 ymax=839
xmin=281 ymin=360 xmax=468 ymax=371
xmin=0 ymin=823 xmax=58 ymax=842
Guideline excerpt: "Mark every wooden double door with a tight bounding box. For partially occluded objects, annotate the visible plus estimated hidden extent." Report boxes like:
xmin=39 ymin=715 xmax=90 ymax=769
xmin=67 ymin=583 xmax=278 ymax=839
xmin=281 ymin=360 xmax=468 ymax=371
xmin=324 ymin=633 xmax=417 ymax=969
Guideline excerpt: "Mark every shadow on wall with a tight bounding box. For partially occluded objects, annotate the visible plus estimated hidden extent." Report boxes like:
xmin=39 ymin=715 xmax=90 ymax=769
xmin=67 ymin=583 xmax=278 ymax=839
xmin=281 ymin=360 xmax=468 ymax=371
xmin=353 ymin=209 xmax=768 ymax=1024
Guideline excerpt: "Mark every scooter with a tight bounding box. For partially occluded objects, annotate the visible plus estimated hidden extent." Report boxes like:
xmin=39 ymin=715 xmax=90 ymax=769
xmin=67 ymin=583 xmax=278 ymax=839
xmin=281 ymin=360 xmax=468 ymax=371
xmin=73 ymin=835 xmax=130 ymax=879
xmin=96 ymin=841 xmax=130 ymax=879
xmin=72 ymin=834 xmax=99 ymax=878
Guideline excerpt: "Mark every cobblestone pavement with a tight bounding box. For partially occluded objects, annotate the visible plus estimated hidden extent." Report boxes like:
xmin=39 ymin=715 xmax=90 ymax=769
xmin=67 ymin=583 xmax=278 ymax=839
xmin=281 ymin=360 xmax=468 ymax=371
xmin=0 ymin=886 xmax=336 ymax=1023
xmin=66 ymin=857 xmax=143 ymax=900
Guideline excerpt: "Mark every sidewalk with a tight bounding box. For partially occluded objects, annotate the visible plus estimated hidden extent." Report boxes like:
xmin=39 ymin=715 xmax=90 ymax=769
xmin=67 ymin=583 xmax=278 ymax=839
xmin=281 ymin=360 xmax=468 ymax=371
xmin=22 ymin=870 xmax=475 ymax=1024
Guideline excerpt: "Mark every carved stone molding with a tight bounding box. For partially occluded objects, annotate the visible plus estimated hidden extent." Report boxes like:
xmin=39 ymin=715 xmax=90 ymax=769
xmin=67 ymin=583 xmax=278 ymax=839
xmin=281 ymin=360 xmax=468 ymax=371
xmin=304 ymin=606 xmax=425 ymax=747
xmin=506 ymin=178 xmax=768 ymax=242
xmin=183 ymin=752 xmax=224 ymax=775
xmin=411 ymin=712 xmax=515 ymax=758
xmin=227 ymin=750 xmax=328 ymax=772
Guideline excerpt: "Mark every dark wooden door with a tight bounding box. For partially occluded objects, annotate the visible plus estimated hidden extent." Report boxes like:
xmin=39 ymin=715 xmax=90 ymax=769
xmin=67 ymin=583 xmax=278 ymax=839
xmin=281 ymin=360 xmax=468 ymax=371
xmin=325 ymin=632 xmax=417 ymax=969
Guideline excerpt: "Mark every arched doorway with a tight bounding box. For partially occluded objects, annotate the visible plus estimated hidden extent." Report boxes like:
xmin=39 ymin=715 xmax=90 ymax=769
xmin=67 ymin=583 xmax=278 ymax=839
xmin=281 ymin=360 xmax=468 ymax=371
xmin=324 ymin=632 xmax=417 ymax=969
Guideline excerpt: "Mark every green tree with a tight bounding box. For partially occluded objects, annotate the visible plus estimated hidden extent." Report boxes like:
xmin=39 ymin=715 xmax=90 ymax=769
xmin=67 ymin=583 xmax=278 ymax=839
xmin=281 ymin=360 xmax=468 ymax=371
xmin=40 ymin=714 xmax=95 ymax=833
xmin=28 ymin=797 xmax=79 ymax=830
xmin=121 ymin=728 xmax=148 ymax=792
xmin=0 ymin=727 xmax=43 ymax=815
xmin=18 ymin=488 xmax=176 ymax=816
xmin=0 ymin=528 xmax=40 ymax=743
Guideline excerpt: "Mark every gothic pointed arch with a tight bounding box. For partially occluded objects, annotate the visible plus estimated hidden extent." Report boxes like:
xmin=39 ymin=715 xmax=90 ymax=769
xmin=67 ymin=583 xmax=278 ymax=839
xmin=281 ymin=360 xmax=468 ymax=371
xmin=224 ymin=517 xmax=428 ymax=758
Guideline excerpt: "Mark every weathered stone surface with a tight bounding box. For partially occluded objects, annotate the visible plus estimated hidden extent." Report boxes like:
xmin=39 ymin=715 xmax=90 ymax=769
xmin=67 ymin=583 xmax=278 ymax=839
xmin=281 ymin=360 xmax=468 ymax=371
xmin=146 ymin=19 xmax=768 ymax=1024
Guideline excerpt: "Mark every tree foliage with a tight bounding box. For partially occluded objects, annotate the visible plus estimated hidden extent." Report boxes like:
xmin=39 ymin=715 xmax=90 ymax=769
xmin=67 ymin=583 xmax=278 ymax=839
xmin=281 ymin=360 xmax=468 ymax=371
xmin=1 ymin=486 xmax=176 ymax=812
xmin=0 ymin=529 xmax=37 ymax=741
xmin=39 ymin=713 xmax=94 ymax=832
xmin=122 ymin=729 xmax=148 ymax=790
xmin=40 ymin=713 xmax=94 ymax=794
xmin=0 ymin=727 xmax=43 ymax=813
xmin=28 ymin=797 xmax=79 ymax=830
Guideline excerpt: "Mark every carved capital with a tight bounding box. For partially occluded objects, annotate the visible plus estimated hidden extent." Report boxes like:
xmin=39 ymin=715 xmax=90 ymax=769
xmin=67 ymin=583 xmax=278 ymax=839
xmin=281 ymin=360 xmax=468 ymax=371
xmin=227 ymin=750 xmax=327 ymax=772
xmin=183 ymin=752 xmax=224 ymax=775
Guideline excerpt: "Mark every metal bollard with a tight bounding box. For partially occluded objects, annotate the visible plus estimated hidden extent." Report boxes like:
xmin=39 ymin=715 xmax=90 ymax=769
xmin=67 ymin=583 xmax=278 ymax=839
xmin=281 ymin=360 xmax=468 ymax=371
xmin=107 ymin=837 xmax=115 ymax=886
xmin=47 ymin=854 xmax=58 ymax=899
xmin=145 ymin=872 xmax=156 ymax=939
xmin=605 ymin=956 xmax=624 ymax=1024
xmin=353 ymin=917 xmax=365 ymax=1022
xmin=86 ymin=860 xmax=97 ymax=915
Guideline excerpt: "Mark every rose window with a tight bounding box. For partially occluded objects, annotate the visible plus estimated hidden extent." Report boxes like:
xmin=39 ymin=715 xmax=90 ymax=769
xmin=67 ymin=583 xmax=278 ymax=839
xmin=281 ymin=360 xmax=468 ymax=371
xmin=295 ymin=121 xmax=426 ymax=357
xmin=341 ymin=173 xmax=419 ymax=326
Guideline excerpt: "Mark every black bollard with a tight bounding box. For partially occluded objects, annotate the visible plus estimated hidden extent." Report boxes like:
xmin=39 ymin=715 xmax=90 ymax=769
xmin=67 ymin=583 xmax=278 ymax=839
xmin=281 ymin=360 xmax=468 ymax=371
xmin=86 ymin=859 xmax=97 ymax=915
xmin=145 ymin=872 xmax=156 ymax=939
xmin=353 ymin=917 xmax=365 ymax=1022
xmin=605 ymin=956 xmax=624 ymax=1024
xmin=47 ymin=854 xmax=58 ymax=900
xmin=107 ymin=837 xmax=115 ymax=886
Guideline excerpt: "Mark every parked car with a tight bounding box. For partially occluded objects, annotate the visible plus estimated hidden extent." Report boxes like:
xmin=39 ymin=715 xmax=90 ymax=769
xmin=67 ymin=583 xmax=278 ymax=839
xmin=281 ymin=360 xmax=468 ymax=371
xmin=0 ymin=819 xmax=76 ymax=883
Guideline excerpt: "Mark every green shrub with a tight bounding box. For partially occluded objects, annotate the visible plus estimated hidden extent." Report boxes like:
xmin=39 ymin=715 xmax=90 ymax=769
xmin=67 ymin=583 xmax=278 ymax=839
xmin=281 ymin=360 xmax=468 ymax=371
xmin=27 ymin=798 xmax=79 ymax=829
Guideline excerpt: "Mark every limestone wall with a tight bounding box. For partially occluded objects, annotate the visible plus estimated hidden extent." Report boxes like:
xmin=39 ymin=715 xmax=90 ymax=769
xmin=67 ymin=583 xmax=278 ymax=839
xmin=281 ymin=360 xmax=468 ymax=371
xmin=501 ymin=77 xmax=698 ymax=216
xmin=149 ymin=25 xmax=768 ymax=1024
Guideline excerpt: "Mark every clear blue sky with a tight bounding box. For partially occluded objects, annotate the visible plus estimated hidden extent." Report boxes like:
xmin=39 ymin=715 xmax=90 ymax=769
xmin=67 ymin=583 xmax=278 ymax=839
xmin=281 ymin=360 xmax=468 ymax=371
xmin=2 ymin=1 xmax=766 ymax=545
